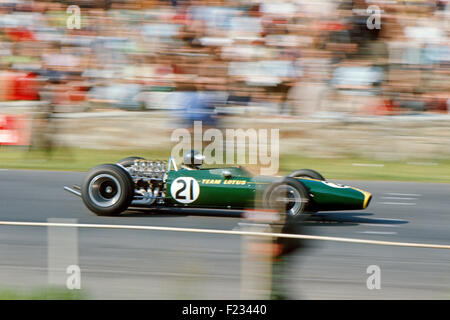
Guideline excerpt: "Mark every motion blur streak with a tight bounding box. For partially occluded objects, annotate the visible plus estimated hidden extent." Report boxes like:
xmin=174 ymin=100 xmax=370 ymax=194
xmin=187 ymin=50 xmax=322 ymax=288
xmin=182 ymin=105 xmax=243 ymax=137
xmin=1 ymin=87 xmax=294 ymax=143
xmin=1 ymin=0 xmax=450 ymax=300
xmin=1 ymin=220 xmax=450 ymax=249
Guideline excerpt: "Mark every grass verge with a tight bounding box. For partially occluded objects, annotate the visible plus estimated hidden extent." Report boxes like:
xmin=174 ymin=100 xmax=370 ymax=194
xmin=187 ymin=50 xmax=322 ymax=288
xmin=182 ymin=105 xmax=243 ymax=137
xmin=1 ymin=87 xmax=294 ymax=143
xmin=0 ymin=146 xmax=449 ymax=183
xmin=0 ymin=287 xmax=86 ymax=300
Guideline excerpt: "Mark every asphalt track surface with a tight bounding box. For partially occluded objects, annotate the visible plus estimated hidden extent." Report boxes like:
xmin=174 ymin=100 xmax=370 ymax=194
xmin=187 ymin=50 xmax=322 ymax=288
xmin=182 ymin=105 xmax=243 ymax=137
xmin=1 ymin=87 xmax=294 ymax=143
xmin=0 ymin=169 xmax=449 ymax=299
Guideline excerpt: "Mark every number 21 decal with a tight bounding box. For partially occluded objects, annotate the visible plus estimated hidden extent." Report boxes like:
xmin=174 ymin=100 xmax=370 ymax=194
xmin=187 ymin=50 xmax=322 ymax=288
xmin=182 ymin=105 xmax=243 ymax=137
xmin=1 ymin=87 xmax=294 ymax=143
xmin=171 ymin=177 xmax=200 ymax=204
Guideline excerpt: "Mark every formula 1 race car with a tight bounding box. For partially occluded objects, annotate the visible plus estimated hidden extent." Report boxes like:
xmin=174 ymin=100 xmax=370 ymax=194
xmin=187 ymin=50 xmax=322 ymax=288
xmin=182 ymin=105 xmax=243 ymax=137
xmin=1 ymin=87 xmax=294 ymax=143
xmin=64 ymin=156 xmax=372 ymax=217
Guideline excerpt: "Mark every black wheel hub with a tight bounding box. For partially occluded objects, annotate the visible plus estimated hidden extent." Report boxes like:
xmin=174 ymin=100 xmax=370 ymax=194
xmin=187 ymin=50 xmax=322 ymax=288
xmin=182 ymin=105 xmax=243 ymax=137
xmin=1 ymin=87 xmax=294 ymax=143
xmin=99 ymin=181 xmax=118 ymax=199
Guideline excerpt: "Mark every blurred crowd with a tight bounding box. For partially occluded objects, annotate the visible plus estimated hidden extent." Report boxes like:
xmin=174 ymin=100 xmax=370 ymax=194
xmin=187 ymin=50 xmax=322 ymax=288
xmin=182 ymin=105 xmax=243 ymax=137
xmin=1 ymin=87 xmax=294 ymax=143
xmin=0 ymin=0 xmax=449 ymax=118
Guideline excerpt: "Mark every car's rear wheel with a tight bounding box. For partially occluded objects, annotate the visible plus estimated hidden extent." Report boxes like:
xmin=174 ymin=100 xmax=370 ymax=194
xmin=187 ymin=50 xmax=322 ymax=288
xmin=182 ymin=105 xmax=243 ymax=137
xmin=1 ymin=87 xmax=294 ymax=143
xmin=117 ymin=156 xmax=145 ymax=168
xmin=288 ymin=169 xmax=325 ymax=181
xmin=82 ymin=164 xmax=134 ymax=216
xmin=263 ymin=177 xmax=310 ymax=218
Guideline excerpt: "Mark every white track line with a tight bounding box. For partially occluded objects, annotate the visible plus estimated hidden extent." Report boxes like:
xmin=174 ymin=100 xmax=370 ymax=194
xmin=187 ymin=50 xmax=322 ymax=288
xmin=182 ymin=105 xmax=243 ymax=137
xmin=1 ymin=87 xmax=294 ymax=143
xmin=359 ymin=223 xmax=399 ymax=228
xmin=381 ymin=197 xmax=417 ymax=200
xmin=380 ymin=202 xmax=416 ymax=206
xmin=386 ymin=193 xmax=421 ymax=197
xmin=0 ymin=220 xmax=449 ymax=250
xmin=357 ymin=231 xmax=398 ymax=235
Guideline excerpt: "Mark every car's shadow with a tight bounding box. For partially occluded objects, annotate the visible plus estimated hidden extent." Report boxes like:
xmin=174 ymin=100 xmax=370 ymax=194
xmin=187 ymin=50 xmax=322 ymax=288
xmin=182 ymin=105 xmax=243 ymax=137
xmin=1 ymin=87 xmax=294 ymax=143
xmin=122 ymin=207 xmax=243 ymax=218
xmin=121 ymin=208 xmax=408 ymax=227
xmin=304 ymin=212 xmax=408 ymax=227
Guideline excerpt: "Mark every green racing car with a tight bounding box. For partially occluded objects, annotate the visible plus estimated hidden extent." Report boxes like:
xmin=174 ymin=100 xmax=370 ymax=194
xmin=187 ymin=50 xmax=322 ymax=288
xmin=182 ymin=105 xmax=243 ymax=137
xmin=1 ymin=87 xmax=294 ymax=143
xmin=64 ymin=153 xmax=372 ymax=217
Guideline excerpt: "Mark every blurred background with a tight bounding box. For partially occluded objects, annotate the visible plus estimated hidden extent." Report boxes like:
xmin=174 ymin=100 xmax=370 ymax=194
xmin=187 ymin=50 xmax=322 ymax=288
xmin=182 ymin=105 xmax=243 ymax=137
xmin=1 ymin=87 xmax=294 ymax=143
xmin=0 ymin=0 xmax=449 ymax=179
xmin=0 ymin=0 xmax=450 ymax=300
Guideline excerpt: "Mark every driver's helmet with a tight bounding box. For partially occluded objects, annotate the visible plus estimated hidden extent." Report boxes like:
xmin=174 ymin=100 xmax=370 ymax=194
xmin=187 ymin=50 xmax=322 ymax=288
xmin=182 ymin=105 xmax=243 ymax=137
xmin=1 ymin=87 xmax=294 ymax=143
xmin=183 ymin=150 xmax=205 ymax=169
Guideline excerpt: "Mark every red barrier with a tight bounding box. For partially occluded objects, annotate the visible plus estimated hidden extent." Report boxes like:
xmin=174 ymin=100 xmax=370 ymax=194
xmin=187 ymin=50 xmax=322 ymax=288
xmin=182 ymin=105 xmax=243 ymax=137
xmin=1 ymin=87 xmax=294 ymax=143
xmin=0 ymin=72 xmax=39 ymax=102
xmin=0 ymin=114 xmax=30 ymax=146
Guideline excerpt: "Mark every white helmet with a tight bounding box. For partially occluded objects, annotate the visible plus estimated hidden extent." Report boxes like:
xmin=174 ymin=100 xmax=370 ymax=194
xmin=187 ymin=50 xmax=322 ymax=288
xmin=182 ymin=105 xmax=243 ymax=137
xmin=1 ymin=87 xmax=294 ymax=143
xmin=183 ymin=150 xmax=205 ymax=169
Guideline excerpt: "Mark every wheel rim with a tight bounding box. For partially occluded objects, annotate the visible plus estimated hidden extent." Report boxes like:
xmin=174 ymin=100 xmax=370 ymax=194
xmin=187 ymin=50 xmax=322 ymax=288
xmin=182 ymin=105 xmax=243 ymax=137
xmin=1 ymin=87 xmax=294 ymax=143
xmin=88 ymin=174 xmax=121 ymax=208
xmin=269 ymin=185 xmax=303 ymax=216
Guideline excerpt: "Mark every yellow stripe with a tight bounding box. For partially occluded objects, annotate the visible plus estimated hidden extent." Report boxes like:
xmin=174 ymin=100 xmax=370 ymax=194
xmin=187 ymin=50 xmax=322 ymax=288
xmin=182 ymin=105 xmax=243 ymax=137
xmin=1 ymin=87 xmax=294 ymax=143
xmin=352 ymin=187 xmax=372 ymax=209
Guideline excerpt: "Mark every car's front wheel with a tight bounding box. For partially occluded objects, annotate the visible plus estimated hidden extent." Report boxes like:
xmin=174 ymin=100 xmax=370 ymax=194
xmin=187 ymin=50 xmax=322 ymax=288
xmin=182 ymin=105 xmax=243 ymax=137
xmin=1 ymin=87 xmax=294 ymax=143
xmin=263 ymin=177 xmax=310 ymax=218
xmin=81 ymin=164 xmax=134 ymax=216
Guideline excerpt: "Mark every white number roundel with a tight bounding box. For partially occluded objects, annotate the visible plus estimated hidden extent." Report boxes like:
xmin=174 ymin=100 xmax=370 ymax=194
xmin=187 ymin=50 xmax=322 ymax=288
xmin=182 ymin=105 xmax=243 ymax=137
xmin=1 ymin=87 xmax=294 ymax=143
xmin=322 ymin=181 xmax=349 ymax=189
xmin=170 ymin=177 xmax=200 ymax=204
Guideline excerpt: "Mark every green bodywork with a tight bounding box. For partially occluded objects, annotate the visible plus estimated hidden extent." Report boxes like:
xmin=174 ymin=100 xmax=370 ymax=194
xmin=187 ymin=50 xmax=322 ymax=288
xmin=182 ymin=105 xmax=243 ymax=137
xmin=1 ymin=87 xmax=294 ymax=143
xmin=165 ymin=166 xmax=371 ymax=212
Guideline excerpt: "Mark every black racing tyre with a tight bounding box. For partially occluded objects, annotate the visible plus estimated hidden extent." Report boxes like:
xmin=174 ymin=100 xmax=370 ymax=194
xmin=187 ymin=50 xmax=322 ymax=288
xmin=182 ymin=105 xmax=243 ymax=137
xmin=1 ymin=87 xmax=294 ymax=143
xmin=288 ymin=169 xmax=325 ymax=181
xmin=82 ymin=164 xmax=134 ymax=216
xmin=117 ymin=156 xmax=145 ymax=167
xmin=263 ymin=177 xmax=310 ymax=218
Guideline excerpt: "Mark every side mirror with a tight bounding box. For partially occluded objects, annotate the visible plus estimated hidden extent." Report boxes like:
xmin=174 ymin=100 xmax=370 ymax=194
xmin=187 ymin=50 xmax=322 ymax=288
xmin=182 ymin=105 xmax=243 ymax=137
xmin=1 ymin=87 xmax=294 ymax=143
xmin=222 ymin=170 xmax=232 ymax=178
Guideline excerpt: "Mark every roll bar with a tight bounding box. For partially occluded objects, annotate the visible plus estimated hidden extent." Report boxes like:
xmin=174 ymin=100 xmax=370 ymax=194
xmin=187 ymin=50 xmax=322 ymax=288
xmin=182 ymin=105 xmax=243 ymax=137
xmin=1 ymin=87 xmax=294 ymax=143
xmin=167 ymin=156 xmax=178 ymax=172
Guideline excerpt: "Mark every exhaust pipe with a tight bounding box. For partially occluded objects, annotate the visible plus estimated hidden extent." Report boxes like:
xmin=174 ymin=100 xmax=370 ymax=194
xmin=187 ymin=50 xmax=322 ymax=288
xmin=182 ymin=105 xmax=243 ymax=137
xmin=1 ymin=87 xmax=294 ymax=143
xmin=64 ymin=186 xmax=81 ymax=197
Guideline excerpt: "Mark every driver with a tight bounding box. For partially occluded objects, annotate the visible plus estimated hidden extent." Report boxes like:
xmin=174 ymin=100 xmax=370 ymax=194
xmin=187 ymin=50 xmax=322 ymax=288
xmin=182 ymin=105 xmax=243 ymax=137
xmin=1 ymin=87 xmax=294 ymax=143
xmin=182 ymin=150 xmax=205 ymax=170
